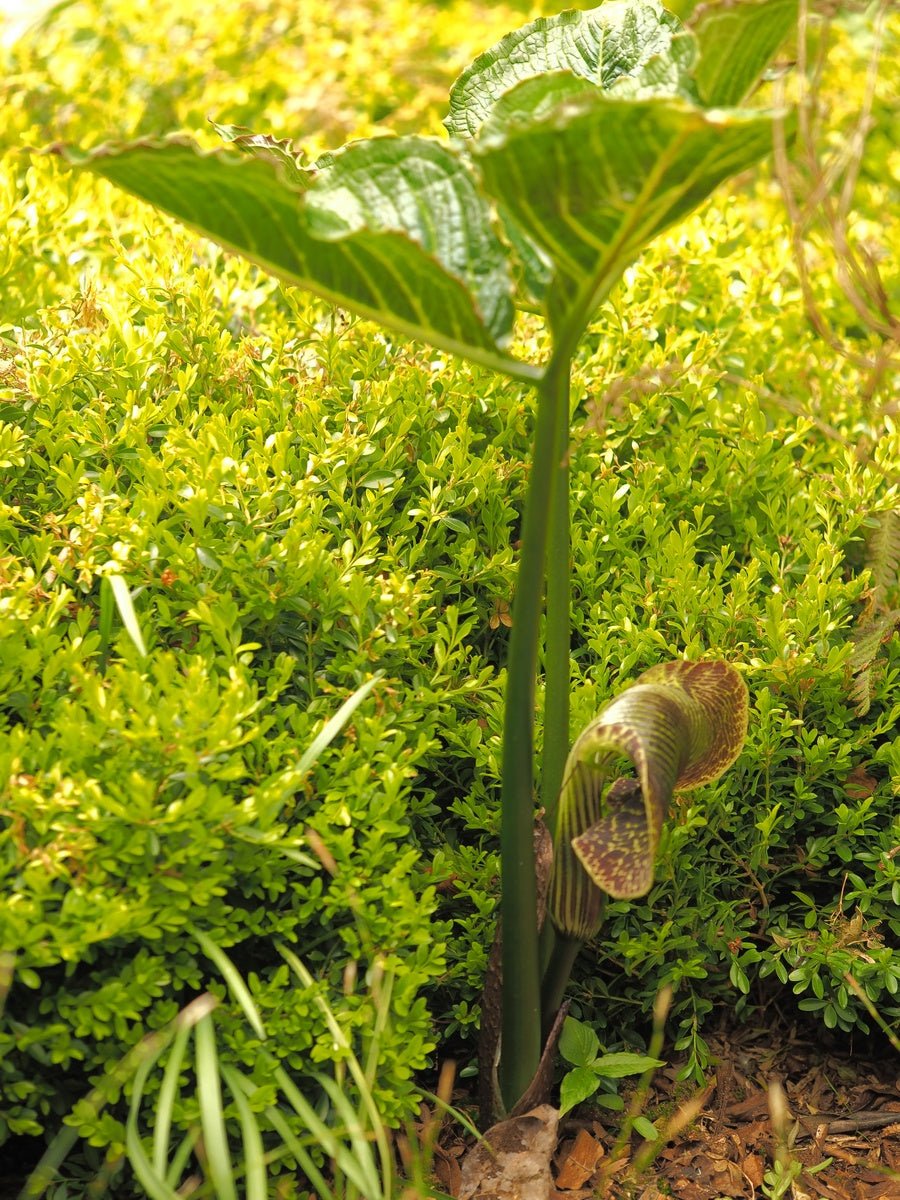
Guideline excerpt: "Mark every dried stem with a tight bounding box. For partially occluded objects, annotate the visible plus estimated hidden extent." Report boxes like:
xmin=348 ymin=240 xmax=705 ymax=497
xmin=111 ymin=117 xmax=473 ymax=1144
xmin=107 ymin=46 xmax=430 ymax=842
xmin=772 ymin=0 xmax=898 ymax=392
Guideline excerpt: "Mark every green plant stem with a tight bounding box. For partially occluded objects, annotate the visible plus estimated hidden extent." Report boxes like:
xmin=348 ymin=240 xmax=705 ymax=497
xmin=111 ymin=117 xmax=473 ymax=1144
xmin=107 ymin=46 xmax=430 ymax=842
xmin=539 ymin=932 xmax=582 ymax=1042
xmin=499 ymin=355 xmax=570 ymax=1110
xmin=539 ymin=909 xmax=557 ymax=978
xmin=537 ymin=375 xmax=571 ymax=987
xmin=541 ymin=373 xmax=571 ymax=835
xmin=607 ymin=986 xmax=672 ymax=1182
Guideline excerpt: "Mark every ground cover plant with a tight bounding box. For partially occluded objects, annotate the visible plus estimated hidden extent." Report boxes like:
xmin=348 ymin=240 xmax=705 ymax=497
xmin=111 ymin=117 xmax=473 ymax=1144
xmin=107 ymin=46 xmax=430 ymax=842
xmin=0 ymin=0 xmax=898 ymax=1196
xmin=49 ymin=0 xmax=795 ymax=1123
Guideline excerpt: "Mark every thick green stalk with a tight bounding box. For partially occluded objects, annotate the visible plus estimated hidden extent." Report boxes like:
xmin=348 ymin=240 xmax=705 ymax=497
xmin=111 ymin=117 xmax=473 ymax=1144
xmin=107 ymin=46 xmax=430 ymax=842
xmin=537 ymin=374 xmax=571 ymax=986
xmin=499 ymin=356 xmax=570 ymax=1109
xmin=541 ymin=376 xmax=571 ymax=835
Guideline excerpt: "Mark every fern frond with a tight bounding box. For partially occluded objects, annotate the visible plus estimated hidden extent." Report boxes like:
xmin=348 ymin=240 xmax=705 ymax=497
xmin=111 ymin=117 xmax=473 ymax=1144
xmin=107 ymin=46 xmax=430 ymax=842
xmin=866 ymin=509 xmax=900 ymax=609
xmin=848 ymin=609 xmax=900 ymax=716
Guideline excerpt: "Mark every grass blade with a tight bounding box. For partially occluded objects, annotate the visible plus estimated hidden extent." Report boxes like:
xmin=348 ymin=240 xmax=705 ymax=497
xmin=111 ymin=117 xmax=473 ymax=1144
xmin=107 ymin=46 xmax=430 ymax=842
xmin=97 ymin=574 xmax=115 ymax=667
xmin=17 ymin=1126 xmax=81 ymax=1200
xmin=276 ymin=945 xmax=394 ymax=1192
xmin=153 ymin=1017 xmax=193 ymax=1176
xmin=127 ymin=1054 xmax=185 ymax=1200
xmin=19 ymin=999 xmax=214 ymax=1200
xmin=190 ymin=925 xmax=267 ymax=1041
xmin=229 ymin=1067 xmax=335 ymax=1200
xmin=272 ymin=1064 xmax=377 ymax=1196
xmin=296 ymin=672 xmax=384 ymax=774
xmin=127 ymin=996 xmax=217 ymax=1199
xmin=163 ymin=1131 xmax=199 ymax=1192
xmin=194 ymin=1013 xmax=238 ymax=1200
xmin=107 ymin=574 xmax=147 ymax=657
xmin=266 ymin=1103 xmax=336 ymax=1200
xmin=317 ymin=1073 xmax=384 ymax=1200
xmin=220 ymin=1065 xmax=268 ymax=1200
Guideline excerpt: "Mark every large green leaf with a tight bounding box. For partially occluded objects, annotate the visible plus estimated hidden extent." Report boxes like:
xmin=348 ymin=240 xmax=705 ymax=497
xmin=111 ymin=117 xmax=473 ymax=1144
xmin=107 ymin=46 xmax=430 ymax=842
xmin=472 ymin=85 xmax=776 ymax=332
xmin=56 ymin=136 xmax=528 ymax=378
xmin=445 ymin=0 xmax=696 ymax=139
xmin=445 ymin=0 xmax=699 ymax=315
xmin=688 ymin=0 xmax=798 ymax=107
xmin=446 ymin=0 xmax=792 ymax=326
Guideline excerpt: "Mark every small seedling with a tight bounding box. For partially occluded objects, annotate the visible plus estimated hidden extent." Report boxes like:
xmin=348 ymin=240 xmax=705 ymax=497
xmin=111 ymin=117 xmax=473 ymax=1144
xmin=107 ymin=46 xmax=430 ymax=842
xmin=558 ymin=1015 xmax=664 ymax=1117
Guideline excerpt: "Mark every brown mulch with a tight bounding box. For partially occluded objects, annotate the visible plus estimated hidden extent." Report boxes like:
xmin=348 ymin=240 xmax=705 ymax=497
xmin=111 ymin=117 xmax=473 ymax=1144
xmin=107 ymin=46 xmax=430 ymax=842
xmin=430 ymin=1026 xmax=900 ymax=1199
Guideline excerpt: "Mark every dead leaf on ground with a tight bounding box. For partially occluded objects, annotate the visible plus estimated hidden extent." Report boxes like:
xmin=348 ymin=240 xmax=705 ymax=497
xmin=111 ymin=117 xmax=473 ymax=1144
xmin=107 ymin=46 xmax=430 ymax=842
xmin=433 ymin=1143 xmax=463 ymax=1197
xmin=741 ymin=1151 xmax=765 ymax=1187
xmin=845 ymin=764 xmax=879 ymax=799
xmin=458 ymin=1105 xmax=559 ymax=1200
xmin=555 ymin=1128 xmax=605 ymax=1189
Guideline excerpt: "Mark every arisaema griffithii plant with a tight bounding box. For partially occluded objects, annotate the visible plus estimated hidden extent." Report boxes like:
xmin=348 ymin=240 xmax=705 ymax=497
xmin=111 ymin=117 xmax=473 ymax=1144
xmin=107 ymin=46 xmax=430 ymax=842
xmin=542 ymin=662 xmax=748 ymax=1030
xmin=51 ymin=0 xmax=793 ymax=1117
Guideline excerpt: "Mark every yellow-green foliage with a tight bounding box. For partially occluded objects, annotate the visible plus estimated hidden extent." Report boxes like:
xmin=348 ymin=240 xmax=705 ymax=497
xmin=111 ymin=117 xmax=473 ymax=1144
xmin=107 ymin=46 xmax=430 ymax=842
xmin=1 ymin=0 xmax=898 ymax=1176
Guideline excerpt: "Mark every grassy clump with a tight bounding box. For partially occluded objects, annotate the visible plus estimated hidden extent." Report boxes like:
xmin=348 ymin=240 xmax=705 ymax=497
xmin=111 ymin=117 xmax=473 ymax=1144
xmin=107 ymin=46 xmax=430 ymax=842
xmin=0 ymin=0 xmax=898 ymax=1176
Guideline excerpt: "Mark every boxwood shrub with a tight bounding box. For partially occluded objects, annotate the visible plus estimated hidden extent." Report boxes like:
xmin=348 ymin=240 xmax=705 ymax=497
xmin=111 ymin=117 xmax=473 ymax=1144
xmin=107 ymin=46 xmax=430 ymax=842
xmin=0 ymin=0 xmax=897 ymax=1169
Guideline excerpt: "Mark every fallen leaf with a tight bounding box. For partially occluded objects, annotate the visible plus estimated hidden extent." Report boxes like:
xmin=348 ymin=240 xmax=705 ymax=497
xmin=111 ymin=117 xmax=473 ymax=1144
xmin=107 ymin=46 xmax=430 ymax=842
xmin=459 ymin=1105 xmax=559 ymax=1200
xmin=706 ymin=1156 xmax=746 ymax=1197
xmin=741 ymin=1151 xmax=765 ymax=1187
xmin=845 ymin=764 xmax=878 ymax=800
xmin=555 ymin=1128 xmax=604 ymax=1189
xmin=726 ymin=1091 xmax=769 ymax=1120
xmin=433 ymin=1146 xmax=463 ymax=1197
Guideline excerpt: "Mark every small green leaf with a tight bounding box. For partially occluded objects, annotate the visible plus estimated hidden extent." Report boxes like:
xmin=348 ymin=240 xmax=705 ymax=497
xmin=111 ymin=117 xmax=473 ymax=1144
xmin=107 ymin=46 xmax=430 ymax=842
xmin=359 ymin=471 xmax=400 ymax=489
xmin=559 ymin=1066 xmax=601 ymax=1116
xmin=594 ymin=1092 xmax=626 ymax=1111
xmin=559 ymin=1016 xmax=600 ymax=1067
xmin=195 ymin=546 xmax=221 ymax=572
xmin=107 ymin=575 xmax=147 ymax=657
xmin=593 ymin=1052 xmax=666 ymax=1079
xmin=632 ymin=1115 xmax=659 ymax=1140
xmin=729 ymin=960 xmax=751 ymax=994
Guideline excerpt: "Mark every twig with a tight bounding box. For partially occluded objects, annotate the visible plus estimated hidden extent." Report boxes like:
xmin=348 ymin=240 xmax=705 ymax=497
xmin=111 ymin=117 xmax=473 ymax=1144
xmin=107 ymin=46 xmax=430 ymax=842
xmin=795 ymin=1110 xmax=900 ymax=1137
xmin=772 ymin=0 xmax=899 ymax=385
